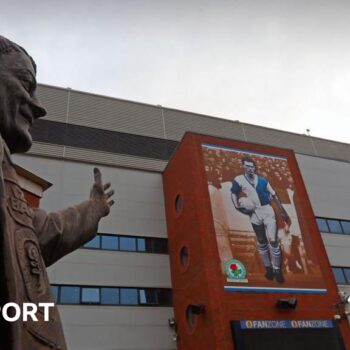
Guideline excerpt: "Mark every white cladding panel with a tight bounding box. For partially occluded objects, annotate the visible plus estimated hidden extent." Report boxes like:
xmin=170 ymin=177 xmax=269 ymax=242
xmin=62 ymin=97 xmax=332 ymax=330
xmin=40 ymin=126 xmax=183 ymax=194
xmin=296 ymin=154 xmax=350 ymax=267
xmin=296 ymin=154 xmax=350 ymax=219
xmin=13 ymin=154 xmax=167 ymax=237
xmin=59 ymin=306 xmax=175 ymax=350
xmin=321 ymin=232 xmax=350 ymax=267
xmin=47 ymin=250 xmax=171 ymax=288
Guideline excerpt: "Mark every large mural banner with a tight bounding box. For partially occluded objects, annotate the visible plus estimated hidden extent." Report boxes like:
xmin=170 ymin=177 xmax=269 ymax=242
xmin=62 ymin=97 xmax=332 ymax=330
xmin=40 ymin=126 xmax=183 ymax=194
xmin=202 ymin=143 xmax=326 ymax=293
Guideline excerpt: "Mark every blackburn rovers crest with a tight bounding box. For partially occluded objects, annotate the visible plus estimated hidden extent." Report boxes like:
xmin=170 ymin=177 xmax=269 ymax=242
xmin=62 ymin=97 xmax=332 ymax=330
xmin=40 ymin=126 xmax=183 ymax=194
xmin=225 ymin=259 xmax=248 ymax=283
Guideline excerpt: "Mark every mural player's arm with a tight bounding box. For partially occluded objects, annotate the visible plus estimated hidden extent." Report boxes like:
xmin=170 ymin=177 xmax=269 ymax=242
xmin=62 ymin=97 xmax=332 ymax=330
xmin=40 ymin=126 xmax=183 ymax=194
xmin=272 ymin=193 xmax=290 ymax=224
xmin=266 ymin=181 xmax=290 ymax=225
xmin=33 ymin=168 xmax=115 ymax=267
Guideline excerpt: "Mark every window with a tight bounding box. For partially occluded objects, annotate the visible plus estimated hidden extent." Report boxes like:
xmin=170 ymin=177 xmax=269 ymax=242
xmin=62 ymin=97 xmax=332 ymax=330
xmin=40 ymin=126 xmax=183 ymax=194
xmin=341 ymin=221 xmax=350 ymax=234
xmin=332 ymin=267 xmax=346 ymax=284
xmin=316 ymin=217 xmax=350 ymax=235
xmin=101 ymin=235 xmax=118 ymax=250
xmin=139 ymin=289 xmax=157 ymax=305
xmin=343 ymin=268 xmax=350 ymax=284
xmin=175 ymin=194 xmax=183 ymax=213
xmin=137 ymin=238 xmax=146 ymax=252
xmin=316 ymin=218 xmax=329 ymax=232
xmin=153 ymin=239 xmax=168 ymax=254
xmin=120 ymin=237 xmax=137 ymax=251
xmin=101 ymin=288 xmax=119 ymax=305
xmin=52 ymin=285 xmax=172 ymax=306
xmin=51 ymin=285 xmax=59 ymax=302
xmin=120 ymin=288 xmax=138 ymax=305
xmin=157 ymin=289 xmax=172 ymax=306
xmin=60 ymin=286 xmax=80 ymax=304
xmin=84 ymin=236 xmax=100 ymax=249
xmin=82 ymin=234 xmax=168 ymax=254
xmin=327 ymin=220 xmax=343 ymax=233
xmin=82 ymin=288 xmax=100 ymax=304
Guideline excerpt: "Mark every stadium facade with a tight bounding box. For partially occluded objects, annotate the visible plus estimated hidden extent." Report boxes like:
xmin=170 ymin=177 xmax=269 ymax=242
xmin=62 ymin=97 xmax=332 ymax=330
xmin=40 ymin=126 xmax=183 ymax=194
xmin=13 ymin=84 xmax=350 ymax=350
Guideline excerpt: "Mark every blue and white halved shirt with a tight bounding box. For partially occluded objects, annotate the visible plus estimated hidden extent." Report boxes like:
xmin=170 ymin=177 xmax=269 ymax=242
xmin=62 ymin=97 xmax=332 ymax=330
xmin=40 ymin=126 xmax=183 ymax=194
xmin=231 ymin=174 xmax=276 ymax=207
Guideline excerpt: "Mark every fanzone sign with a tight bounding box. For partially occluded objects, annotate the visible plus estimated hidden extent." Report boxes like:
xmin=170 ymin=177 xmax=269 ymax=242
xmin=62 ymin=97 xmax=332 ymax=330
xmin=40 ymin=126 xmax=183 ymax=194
xmin=240 ymin=320 xmax=334 ymax=329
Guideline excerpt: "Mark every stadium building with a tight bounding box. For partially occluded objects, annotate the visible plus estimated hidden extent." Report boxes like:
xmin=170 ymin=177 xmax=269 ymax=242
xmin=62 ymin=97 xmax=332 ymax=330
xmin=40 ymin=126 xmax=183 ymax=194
xmin=14 ymin=84 xmax=350 ymax=350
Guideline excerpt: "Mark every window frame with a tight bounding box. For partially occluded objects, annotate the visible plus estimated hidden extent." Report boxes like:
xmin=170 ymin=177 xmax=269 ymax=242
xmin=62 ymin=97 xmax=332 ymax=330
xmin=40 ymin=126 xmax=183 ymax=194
xmin=52 ymin=284 xmax=172 ymax=307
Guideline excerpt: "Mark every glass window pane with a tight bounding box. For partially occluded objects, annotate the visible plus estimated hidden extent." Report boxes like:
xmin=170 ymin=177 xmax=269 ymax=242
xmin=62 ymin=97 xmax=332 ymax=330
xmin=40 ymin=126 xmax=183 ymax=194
xmin=120 ymin=237 xmax=136 ymax=251
xmin=316 ymin=218 xmax=329 ymax=232
xmin=137 ymin=238 xmax=146 ymax=252
xmin=343 ymin=268 xmax=350 ymax=284
xmin=84 ymin=236 xmax=100 ymax=249
xmin=101 ymin=288 xmax=119 ymax=305
xmin=332 ymin=267 xmax=346 ymax=284
xmin=157 ymin=289 xmax=172 ymax=306
xmin=102 ymin=235 xmax=119 ymax=250
xmin=153 ymin=239 xmax=168 ymax=254
xmin=60 ymin=286 xmax=80 ymax=304
xmin=51 ymin=285 xmax=59 ymax=302
xmin=327 ymin=220 xmax=343 ymax=233
xmin=81 ymin=288 xmax=100 ymax=304
xmin=341 ymin=221 xmax=350 ymax=234
xmin=120 ymin=288 xmax=138 ymax=305
xmin=139 ymin=289 xmax=157 ymax=305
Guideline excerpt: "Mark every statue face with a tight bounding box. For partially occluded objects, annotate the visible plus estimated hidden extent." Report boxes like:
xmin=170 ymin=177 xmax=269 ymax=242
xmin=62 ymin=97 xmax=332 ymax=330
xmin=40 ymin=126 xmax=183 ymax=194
xmin=0 ymin=50 xmax=46 ymax=153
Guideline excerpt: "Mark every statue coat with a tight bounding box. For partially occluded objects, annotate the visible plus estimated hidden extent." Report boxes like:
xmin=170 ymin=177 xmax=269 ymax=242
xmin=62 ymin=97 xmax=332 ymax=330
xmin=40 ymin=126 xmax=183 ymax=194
xmin=0 ymin=137 xmax=103 ymax=349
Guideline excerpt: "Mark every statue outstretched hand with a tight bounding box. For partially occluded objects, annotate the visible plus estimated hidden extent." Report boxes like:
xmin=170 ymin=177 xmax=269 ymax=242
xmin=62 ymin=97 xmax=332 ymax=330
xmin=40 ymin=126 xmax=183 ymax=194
xmin=90 ymin=167 xmax=115 ymax=217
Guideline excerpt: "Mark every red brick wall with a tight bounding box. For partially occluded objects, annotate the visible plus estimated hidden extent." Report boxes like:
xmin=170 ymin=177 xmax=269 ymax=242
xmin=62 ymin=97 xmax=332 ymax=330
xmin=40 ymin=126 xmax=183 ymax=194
xmin=163 ymin=133 xmax=350 ymax=350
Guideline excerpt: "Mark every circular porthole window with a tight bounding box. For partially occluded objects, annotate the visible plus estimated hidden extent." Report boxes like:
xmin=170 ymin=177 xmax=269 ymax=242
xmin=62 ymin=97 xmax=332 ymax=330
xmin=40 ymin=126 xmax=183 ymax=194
xmin=180 ymin=246 xmax=189 ymax=268
xmin=175 ymin=194 xmax=183 ymax=214
xmin=186 ymin=304 xmax=196 ymax=328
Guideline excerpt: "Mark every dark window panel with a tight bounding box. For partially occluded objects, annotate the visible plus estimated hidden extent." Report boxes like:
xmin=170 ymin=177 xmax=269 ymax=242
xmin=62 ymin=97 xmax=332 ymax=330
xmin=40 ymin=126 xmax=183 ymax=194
xmin=51 ymin=285 xmax=59 ymax=302
xmin=157 ymin=289 xmax=173 ymax=306
xmin=332 ymin=267 xmax=346 ymax=284
xmin=153 ymin=239 xmax=168 ymax=254
xmin=316 ymin=218 xmax=329 ymax=232
xmin=139 ymin=289 xmax=158 ymax=305
xmin=343 ymin=268 xmax=350 ymax=284
xmin=341 ymin=221 xmax=350 ymax=234
xmin=31 ymin=119 xmax=178 ymax=161
xmin=60 ymin=286 xmax=80 ymax=304
xmin=84 ymin=236 xmax=101 ymax=249
xmin=120 ymin=237 xmax=137 ymax=251
xmin=327 ymin=219 xmax=343 ymax=233
xmin=81 ymin=288 xmax=100 ymax=304
xmin=102 ymin=235 xmax=119 ymax=250
xmin=101 ymin=288 xmax=120 ymax=305
xmin=120 ymin=288 xmax=138 ymax=305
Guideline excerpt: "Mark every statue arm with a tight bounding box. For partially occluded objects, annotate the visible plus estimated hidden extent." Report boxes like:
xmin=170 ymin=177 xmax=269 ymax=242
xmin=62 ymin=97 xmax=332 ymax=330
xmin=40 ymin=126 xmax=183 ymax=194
xmin=33 ymin=168 xmax=114 ymax=267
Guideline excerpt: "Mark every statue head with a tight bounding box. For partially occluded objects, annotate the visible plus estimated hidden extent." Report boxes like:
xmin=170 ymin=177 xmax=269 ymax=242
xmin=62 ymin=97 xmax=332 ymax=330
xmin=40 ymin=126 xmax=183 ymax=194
xmin=0 ymin=36 xmax=46 ymax=153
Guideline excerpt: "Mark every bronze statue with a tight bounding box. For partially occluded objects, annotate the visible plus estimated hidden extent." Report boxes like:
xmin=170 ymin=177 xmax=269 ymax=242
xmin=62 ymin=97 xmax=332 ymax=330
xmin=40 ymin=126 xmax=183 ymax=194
xmin=0 ymin=36 xmax=114 ymax=349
